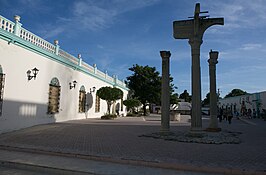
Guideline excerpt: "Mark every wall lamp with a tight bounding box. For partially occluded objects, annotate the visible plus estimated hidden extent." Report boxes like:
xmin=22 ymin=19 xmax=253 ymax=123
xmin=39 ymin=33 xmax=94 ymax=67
xmin=26 ymin=67 xmax=39 ymax=80
xmin=90 ymin=87 xmax=96 ymax=94
xmin=69 ymin=80 xmax=77 ymax=89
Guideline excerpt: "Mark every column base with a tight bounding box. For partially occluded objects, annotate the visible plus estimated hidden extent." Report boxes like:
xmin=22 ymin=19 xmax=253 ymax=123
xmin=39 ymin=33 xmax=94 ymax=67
xmin=160 ymin=128 xmax=170 ymax=134
xmin=190 ymin=127 xmax=203 ymax=132
xmin=205 ymin=127 xmax=222 ymax=132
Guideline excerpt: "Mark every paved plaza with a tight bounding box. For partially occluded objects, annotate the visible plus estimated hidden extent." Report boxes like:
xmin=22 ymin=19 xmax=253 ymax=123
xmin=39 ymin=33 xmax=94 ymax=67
xmin=0 ymin=115 xmax=265 ymax=174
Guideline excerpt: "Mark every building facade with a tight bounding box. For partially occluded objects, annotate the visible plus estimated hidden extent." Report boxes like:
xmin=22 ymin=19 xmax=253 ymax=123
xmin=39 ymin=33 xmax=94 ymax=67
xmin=218 ymin=91 xmax=266 ymax=117
xmin=0 ymin=15 xmax=128 ymax=133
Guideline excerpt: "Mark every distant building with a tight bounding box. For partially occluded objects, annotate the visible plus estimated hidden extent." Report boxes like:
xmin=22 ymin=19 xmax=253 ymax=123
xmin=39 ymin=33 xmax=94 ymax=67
xmin=218 ymin=91 xmax=266 ymax=117
xmin=151 ymin=99 xmax=191 ymax=115
xmin=0 ymin=15 xmax=128 ymax=133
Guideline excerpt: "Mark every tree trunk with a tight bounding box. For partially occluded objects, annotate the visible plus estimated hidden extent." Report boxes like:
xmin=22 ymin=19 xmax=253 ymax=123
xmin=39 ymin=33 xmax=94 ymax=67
xmin=107 ymin=102 xmax=111 ymax=115
xmin=143 ymin=104 xmax=147 ymax=116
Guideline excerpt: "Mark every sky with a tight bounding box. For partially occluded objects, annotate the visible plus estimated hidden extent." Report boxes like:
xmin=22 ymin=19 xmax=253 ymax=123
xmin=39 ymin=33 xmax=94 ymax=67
xmin=1 ymin=0 xmax=266 ymax=98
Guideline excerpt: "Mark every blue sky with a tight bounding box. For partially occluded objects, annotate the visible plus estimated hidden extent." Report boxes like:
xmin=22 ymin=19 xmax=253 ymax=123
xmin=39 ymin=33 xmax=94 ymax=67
xmin=1 ymin=0 xmax=266 ymax=98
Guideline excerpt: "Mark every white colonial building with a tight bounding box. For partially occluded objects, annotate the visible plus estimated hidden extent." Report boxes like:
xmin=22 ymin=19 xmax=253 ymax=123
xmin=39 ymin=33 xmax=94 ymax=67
xmin=218 ymin=91 xmax=266 ymax=117
xmin=0 ymin=15 xmax=128 ymax=133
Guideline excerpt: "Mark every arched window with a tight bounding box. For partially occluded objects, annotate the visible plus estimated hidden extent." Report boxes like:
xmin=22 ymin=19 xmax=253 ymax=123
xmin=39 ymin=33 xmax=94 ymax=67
xmin=48 ymin=77 xmax=61 ymax=114
xmin=79 ymin=85 xmax=86 ymax=113
xmin=0 ymin=65 xmax=5 ymax=116
xmin=95 ymin=95 xmax=100 ymax=113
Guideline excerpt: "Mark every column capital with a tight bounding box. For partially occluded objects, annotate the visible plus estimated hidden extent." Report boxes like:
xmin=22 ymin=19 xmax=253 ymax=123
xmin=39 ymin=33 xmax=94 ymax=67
xmin=160 ymin=51 xmax=171 ymax=59
xmin=188 ymin=38 xmax=202 ymax=46
xmin=208 ymin=50 xmax=219 ymax=65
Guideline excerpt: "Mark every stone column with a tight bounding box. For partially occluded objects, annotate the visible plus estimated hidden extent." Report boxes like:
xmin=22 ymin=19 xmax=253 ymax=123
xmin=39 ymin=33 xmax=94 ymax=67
xmin=189 ymin=38 xmax=203 ymax=132
xmin=13 ymin=15 xmax=22 ymax=36
xmin=160 ymin=51 xmax=171 ymax=133
xmin=208 ymin=50 xmax=220 ymax=130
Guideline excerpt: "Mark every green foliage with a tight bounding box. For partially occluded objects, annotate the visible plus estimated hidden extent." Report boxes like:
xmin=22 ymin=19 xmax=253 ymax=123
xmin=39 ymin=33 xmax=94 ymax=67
xmin=202 ymin=92 xmax=210 ymax=106
xmin=179 ymin=90 xmax=192 ymax=102
xmin=126 ymin=64 xmax=161 ymax=116
xmin=101 ymin=114 xmax=117 ymax=120
xmin=170 ymin=93 xmax=180 ymax=104
xmin=96 ymin=86 xmax=123 ymax=114
xmin=224 ymin=89 xmax=248 ymax=98
xmin=123 ymin=98 xmax=141 ymax=113
xmin=126 ymin=64 xmax=179 ymax=115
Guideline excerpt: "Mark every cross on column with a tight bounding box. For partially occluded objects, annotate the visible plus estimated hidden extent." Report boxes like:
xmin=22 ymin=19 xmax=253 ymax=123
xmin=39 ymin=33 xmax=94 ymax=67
xmin=173 ymin=3 xmax=224 ymax=131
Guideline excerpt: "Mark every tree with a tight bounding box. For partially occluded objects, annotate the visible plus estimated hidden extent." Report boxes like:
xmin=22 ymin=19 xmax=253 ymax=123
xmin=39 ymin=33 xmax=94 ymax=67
xmin=202 ymin=92 xmax=210 ymax=106
xmin=224 ymin=89 xmax=248 ymax=98
xmin=126 ymin=64 xmax=161 ymax=116
xmin=96 ymin=87 xmax=123 ymax=115
xmin=123 ymin=98 xmax=141 ymax=113
xmin=170 ymin=92 xmax=179 ymax=104
xmin=179 ymin=90 xmax=192 ymax=102
xmin=169 ymin=76 xmax=179 ymax=104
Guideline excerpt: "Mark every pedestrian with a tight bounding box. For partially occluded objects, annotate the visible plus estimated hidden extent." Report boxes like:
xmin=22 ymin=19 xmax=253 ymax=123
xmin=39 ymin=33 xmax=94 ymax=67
xmin=253 ymin=109 xmax=256 ymax=118
xmin=218 ymin=108 xmax=223 ymax=122
xmin=247 ymin=109 xmax=252 ymax=119
xmin=223 ymin=109 xmax=228 ymax=121
xmin=228 ymin=109 xmax=233 ymax=124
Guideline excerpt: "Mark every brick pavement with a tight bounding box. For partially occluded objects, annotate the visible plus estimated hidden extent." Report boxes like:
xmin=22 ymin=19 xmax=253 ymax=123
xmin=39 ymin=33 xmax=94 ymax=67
xmin=0 ymin=116 xmax=265 ymax=174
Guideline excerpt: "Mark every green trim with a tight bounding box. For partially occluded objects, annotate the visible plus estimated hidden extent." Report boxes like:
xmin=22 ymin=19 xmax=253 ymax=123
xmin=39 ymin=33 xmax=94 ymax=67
xmin=0 ymin=28 xmax=128 ymax=91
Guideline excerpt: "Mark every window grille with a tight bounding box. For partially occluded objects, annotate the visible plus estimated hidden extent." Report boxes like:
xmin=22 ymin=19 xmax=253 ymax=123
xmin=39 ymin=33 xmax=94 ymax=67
xmin=95 ymin=95 xmax=100 ymax=113
xmin=79 ymin=86 xmax=86 ymax=113
xmin=48 ymin=78 xmax=60 ymax=114
xmin=0 ymin=73 xmax=5 ymax=116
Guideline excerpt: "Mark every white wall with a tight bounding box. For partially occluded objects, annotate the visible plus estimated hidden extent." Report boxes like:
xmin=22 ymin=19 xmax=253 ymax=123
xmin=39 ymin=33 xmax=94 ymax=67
xmin=218 ymin=92 xmax=266 ymax=114
xmin=0 ymin=39 xmax=128 ymax=133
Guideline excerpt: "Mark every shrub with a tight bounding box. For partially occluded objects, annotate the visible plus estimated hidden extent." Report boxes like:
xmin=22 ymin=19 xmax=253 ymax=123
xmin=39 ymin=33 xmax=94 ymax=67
xmin=101 ymin=114 xmax=117 ymax=120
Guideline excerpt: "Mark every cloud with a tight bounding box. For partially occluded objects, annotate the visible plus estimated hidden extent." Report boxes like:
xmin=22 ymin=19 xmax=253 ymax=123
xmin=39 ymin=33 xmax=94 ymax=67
xmin=70 ymin=0 xmax=160 ymax=31
xmin=38 ymin=0 xmax=160 ymax=39
xmin=42 ymin=27 xmax=65 ymax=39
xmin=240 ymin=43 xmax=262 ymax=50
xmin=217 ymin=64 xmax=266 ymax=96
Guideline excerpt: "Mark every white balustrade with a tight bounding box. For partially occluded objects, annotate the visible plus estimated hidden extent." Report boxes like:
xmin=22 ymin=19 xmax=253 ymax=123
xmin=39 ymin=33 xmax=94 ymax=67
xmin=0 ymin=15 xmax=14 ymax=33
xmin=106 ymin=75 xmax=114 ymax=82
xmin=58 ymin=49 xmax=78 ymax=64
xmin=0 ymin=15 xmax=127 ymax=87
xmin=82 ymin=62 xmax=94 ymax=73
xmin=97 ymin=70 xmax=105 ymax=78
xmin=19 ymin=28 xmax=55 ymax=53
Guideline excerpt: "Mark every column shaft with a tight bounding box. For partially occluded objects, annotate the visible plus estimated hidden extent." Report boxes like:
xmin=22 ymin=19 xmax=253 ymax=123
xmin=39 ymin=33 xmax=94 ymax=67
xmin=189 ymin=39 xmax=202 ymax=131
xmin=160 ymin=51 xmax=171 ymax=133
xmin=208 ymin=51 xmax=219 ymax=129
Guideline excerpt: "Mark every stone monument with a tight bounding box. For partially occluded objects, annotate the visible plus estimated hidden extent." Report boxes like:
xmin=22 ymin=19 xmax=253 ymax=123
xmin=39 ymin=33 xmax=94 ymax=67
xmin=160 ymin=51 xmax=171 ymax=133
xmin=207 ymin=50 xmax=221 ymax=131
xmin=173 ymin=3 xmax=224 ymax=131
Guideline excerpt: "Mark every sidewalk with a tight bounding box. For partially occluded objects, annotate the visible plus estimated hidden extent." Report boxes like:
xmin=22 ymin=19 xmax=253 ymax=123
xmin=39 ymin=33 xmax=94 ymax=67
xmin=0 ymin=116 xmax=265 ymax=174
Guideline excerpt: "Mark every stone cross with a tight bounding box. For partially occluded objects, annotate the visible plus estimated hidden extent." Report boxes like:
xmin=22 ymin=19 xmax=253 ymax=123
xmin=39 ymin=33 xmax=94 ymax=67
xmin=208 ymin=50 xmax=221 ymax=131
xmin=173 ymin=3 xmax=224 ymax=131
xmin=160 ymin=51 xmax=171 ymax=133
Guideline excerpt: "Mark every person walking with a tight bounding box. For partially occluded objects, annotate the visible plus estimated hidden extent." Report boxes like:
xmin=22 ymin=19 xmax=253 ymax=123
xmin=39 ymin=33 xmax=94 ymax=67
xmin=228 ymin=109 xmax=233 ymax=124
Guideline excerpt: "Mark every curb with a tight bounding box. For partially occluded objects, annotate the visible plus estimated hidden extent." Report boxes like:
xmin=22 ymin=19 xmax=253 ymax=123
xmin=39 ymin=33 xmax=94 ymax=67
xmin=0 ymin=160 xmax=92 ymax=175
xmin=0 ymin=145 xmax=265 ymax=175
